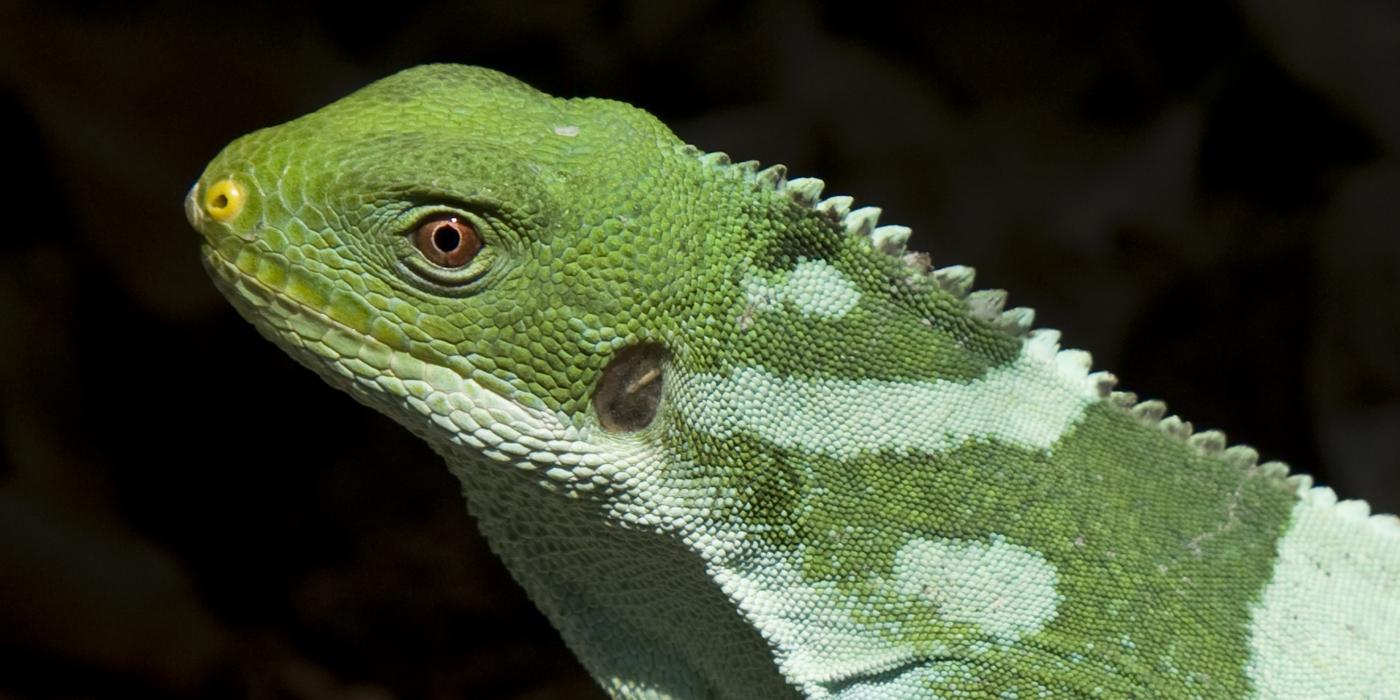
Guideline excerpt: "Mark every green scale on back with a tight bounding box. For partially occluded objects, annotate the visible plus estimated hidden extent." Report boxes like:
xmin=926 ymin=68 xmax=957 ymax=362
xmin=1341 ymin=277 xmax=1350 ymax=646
xmin=187 ymin=65 xmax=1400 ymax=699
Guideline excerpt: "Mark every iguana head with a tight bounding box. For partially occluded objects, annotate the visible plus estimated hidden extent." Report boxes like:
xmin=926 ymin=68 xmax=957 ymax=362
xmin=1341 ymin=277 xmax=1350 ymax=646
xmin=188 ymin=64 xmax=1016 ymax=504
xmin=189 ymin=65 xmax=713 ymax=479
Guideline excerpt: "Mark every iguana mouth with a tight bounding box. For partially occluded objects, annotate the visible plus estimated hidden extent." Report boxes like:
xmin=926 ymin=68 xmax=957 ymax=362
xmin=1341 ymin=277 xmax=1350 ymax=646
xmin=202 ymin=243 xmax=622 ymax=489
xmin=199 ymin=244 xmax=400 ymax=406
xmin=200 ymin=243 xmax=357 ymax=346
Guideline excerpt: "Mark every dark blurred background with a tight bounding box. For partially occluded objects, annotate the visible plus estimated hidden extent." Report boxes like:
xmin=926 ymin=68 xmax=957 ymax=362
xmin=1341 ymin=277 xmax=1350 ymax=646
xmin=1 ymin=1 xmax=1397 ymax=698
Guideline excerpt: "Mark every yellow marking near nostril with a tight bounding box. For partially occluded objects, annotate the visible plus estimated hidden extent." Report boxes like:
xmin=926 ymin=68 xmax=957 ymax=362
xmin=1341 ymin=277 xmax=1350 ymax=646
xmin=204 ymin=179 xmax=244 ymax=222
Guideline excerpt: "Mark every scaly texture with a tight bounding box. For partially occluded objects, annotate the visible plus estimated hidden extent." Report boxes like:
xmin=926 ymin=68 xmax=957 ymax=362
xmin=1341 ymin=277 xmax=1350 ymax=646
xmin=187 ymin=65 xmax=1400 ymax=699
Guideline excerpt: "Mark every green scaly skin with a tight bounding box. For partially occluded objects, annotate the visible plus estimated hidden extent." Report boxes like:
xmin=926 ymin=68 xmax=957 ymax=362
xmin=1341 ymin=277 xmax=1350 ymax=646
xmin=188 ymin=65 xmax=1400 ymax=699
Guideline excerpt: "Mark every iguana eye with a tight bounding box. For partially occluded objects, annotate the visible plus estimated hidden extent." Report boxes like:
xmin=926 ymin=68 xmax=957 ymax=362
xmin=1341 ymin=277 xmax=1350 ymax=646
xmin=413 ymin=215 xmax=481 ymax=268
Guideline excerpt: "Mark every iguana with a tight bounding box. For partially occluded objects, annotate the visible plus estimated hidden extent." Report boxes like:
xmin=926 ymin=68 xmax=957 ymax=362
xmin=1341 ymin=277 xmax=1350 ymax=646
xmin=186 ymin=64 xmax=1400 ymax=699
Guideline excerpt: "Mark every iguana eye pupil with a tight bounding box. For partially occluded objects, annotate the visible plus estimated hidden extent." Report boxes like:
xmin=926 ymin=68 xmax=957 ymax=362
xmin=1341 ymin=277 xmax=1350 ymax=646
xmin=414 ymin=216 xmax=481 ymax=268
xmin=432 ymin=224 xmax=459 ymax=250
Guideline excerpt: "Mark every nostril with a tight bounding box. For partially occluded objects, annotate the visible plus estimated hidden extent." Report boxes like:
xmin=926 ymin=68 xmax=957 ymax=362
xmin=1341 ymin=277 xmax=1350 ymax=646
xmin=204 ymin=179 xmax=244 ymax=222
